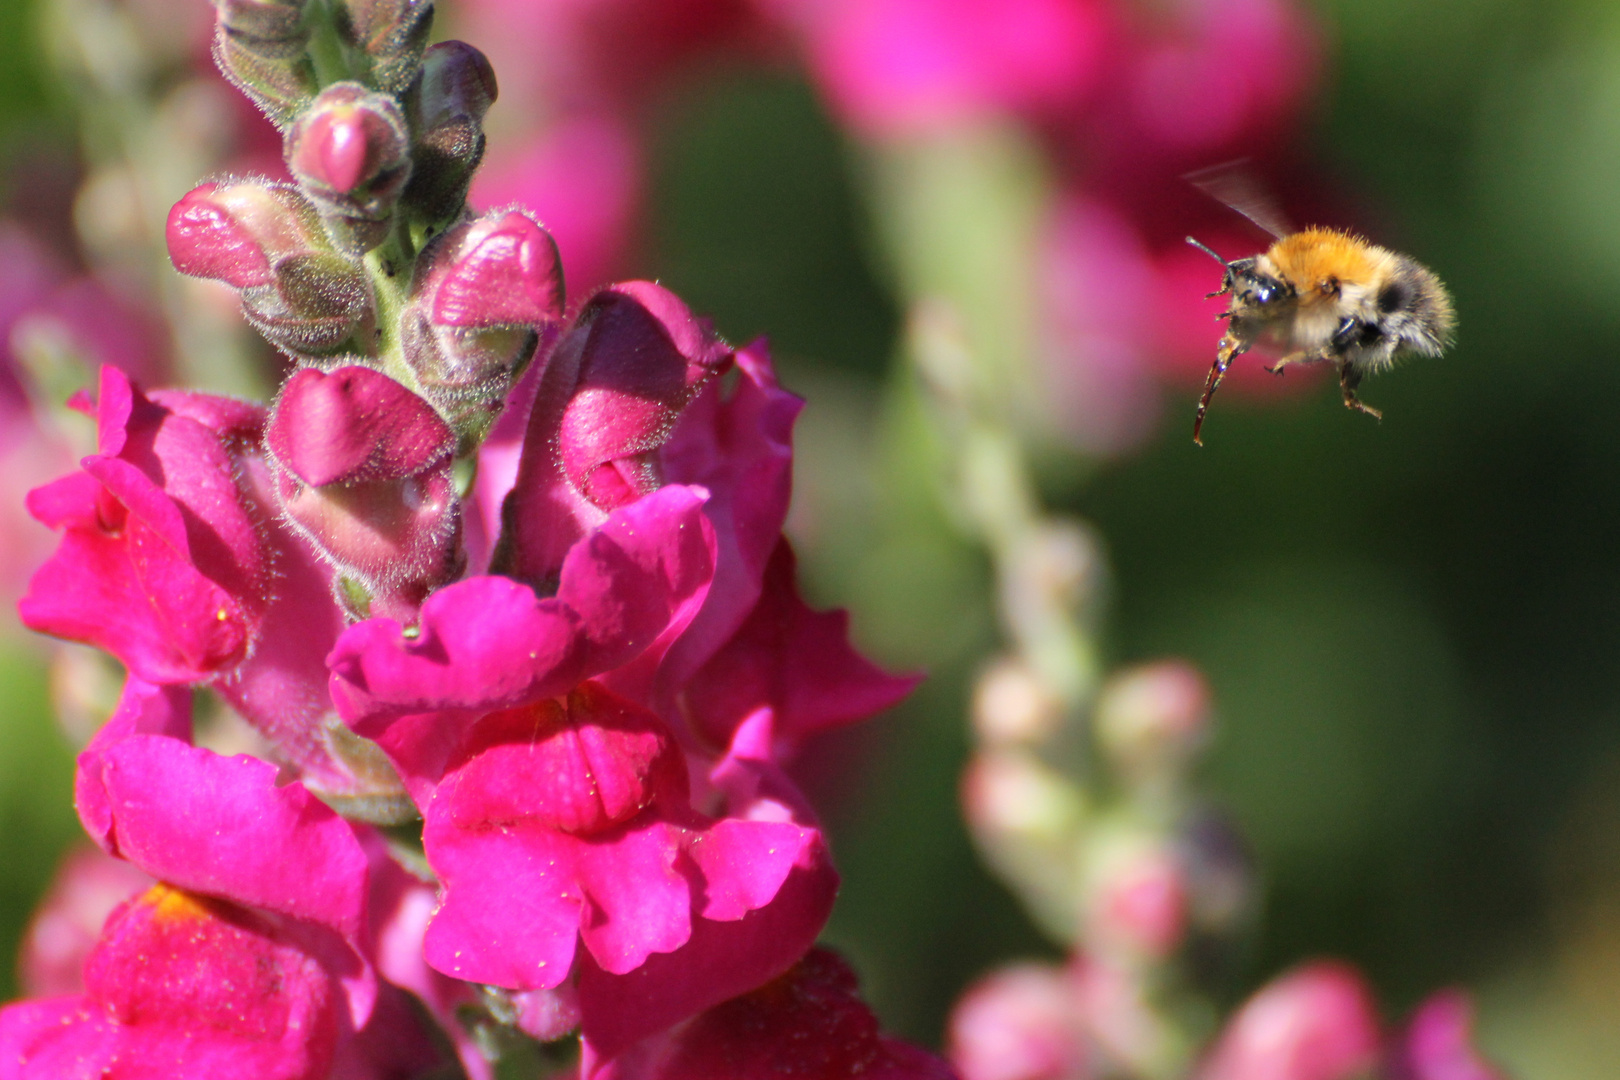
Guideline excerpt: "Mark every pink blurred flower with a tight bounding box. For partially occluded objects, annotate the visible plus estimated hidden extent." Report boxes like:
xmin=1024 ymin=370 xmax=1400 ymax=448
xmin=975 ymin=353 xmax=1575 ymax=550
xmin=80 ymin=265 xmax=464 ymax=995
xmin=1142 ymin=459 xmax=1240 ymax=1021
xmin=1386 ymin=991 xmax=1506 ymax=1080
xmin=948 ymin=962 xmax=1094 ymax=1080
xmin=1078 ymin=0 xmax=1318 ymax=179
xmin=1196 ymin=961 xmax=1383 ymax=1080
xmin=767 ymin=0 xmax=1109 ymax=137
xmin=16 ymin=846 xmax=153 ymax=1000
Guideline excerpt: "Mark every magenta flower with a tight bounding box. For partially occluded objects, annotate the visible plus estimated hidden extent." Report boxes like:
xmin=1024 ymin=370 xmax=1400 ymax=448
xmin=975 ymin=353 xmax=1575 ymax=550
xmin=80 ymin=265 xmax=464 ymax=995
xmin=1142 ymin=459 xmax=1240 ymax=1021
xmin=0 ymin=883 xmax=347 ymax=1080
xmin=19 ymin=367 xmax=395 ymax=807
xmin=0 ymin=677 xmax=471 ymax=1079
xmin=329 ymin=481 xmax=839 ymax=1053
xmin=497 ymin=281 xmax=733 ymax=585
xmin=20 ymin=366 xmax=270 ymax=684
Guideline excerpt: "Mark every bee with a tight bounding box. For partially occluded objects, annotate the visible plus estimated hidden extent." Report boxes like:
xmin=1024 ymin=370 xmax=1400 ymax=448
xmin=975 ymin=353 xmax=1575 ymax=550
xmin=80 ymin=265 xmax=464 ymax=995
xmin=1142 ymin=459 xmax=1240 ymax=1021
xmin=1184 ymin=166 xmax=1455 ymax=445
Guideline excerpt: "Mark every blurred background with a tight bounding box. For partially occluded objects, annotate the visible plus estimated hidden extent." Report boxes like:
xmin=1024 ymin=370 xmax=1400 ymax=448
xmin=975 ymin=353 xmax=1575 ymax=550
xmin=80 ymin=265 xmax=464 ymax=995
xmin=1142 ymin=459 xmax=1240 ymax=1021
xmin=0 ymin=0 xmax=1617 ymax=1075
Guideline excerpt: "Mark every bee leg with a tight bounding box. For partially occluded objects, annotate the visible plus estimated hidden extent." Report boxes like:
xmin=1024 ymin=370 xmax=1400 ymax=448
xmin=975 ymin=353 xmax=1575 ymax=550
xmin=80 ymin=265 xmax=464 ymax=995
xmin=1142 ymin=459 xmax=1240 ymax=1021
xmin=1264 ymin=350 xmax=1311 ymax=375
xmin=1338 ymin=363 xmax=1383 ymax=421
xmin=1193 ymin=337 xmax=1246 ymax=445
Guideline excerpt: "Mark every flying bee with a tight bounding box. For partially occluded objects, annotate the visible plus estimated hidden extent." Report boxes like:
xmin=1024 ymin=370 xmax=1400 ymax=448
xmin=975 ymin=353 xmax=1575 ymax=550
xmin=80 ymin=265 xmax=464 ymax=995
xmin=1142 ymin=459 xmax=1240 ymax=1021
xmin=1183 ymin=166 xmax=1456 ymax=445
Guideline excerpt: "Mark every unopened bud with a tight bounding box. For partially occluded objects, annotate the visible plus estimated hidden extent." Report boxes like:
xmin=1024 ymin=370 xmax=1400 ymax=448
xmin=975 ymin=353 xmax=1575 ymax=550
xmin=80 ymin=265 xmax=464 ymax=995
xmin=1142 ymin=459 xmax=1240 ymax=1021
xmin=285 ymin=83 xmax=411 ymax=251
xmin=168 ymin=179 xmax=375 ymax=357
xmin=243 ymin=251 xmax=376 ymax=357
xmin=268 ymin=365 xmax=462 ymax=618
xmin=1082 ymin=830 xmax=1188 ymax=962
xmin=333 ymin=0 xmax=433 ymax=95
xmin=947 ymin=963 xmax=1089 ymax=1080
xmin=962 ymin=749 xmax=1087 ymax=942
xmin=555 ymin=282 xmax=732 ymax=510
xmin=973 ymin=656 xmax=1065 ymax=748
xmin=167 ymin=179 xmax=326 ymax=288
xmin=1389 ymin=991 xmax=1506 ymax=1080
xmin=212 ymin=0 xmax=318 ymax=125
xmin=400 ymin=40 xmax=498 ymax=223
xmin=1095 ymin=661 xmax=1210 ymax=780
xmin=402 ymin=209 xmax=564 ymax=438
xmin=1196 ymin=962 xmax=1381 ymax=1080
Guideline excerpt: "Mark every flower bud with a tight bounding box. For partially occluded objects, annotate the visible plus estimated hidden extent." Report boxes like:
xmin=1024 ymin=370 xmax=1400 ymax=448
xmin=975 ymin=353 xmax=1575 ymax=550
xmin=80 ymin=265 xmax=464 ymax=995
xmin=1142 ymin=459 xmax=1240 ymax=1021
xmin=947 ymin=962 xmax=1090 ymax=1080
xmin=401 ymin=41 xmax=498 ymax=224
xmin=961 ymin=749 xmax=1086 ymax=941
xmin=1082 ymin=830 xmax=1188 ymax=962
xmin=267 ymin=365 xmax=462 ymax=619
xmin=212 ymin=0 xmax=319 ymax=126
xmin=973 ymin=655 xmax=1065 ymax=748
xmin=1094 ymin=661 xmax=1210 ymax=780
xmin=167 ymin=179 xmax=376 ymax=358
xmin=285 ymin=83 xmax=412 ymax=252
xmin=167 ymin=179 xmax=326 ymax=289
xmin=1388 ymin=991 xmax=1505 ymax=1080
xmin=1196 ymin=962 xmax=1381 ymax=1080
xmin=334 ymin=0 xmax=434 ymax=95
xmin=402 ymin=209 xmax=564 ymax=439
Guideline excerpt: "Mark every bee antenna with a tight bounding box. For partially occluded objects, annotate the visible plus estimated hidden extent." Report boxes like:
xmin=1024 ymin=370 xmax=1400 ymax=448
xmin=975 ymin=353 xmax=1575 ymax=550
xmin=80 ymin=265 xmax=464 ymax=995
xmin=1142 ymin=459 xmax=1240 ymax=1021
xmin=1185 ymin=236 xmax=1229 ymax=267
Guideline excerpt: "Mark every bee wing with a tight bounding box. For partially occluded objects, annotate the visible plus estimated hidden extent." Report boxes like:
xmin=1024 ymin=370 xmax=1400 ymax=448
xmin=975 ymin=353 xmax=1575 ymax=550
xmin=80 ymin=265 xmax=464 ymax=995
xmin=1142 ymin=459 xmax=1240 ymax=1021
xmin=1183 ymin=160 xmax=1293 ymax=239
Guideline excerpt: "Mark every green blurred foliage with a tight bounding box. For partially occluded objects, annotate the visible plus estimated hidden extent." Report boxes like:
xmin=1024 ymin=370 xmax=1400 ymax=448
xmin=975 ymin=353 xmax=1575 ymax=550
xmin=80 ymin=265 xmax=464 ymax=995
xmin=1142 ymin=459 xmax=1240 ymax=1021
xmin=0 ymin=644 xmax=86 ymax=1001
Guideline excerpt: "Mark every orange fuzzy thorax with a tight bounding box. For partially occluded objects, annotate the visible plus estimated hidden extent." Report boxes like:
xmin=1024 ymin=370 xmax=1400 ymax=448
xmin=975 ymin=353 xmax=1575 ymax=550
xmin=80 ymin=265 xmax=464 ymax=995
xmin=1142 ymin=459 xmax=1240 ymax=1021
xmin=1263 ymin=228 xmax=1393 ymax=306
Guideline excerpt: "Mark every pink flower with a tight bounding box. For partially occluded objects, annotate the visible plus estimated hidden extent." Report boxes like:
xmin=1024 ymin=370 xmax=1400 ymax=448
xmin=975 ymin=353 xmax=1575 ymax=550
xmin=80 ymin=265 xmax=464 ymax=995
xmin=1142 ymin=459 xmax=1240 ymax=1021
xmin=769 ymin=0 xmax=1109 ymax=137
xmin=0 ymin=884 xmax=347 ymax=1080
xmin=1386 ymin=991 xmax=1506 ymax=1080
xmin=593 ymin=948 xmax=959 ymax=1080
xmin=20 ymin=367 xmax=270 ymax=684
xmin=20 ymin=368 xmax=395 ymax=808
xmin=1196 ymin=961 xmax=1382 ymax=1080
xmin=0 ymin=686 xmax=464 ymax=1079
xmin=328 ymin=485 xmax=839 ymax=1052
xmin=495 ymin=281 xmax=732 ymax=585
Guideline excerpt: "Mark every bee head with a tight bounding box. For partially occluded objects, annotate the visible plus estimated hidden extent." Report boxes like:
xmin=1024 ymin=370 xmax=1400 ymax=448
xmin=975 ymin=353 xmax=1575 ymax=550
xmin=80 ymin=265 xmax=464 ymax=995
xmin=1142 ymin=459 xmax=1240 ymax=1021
xmin=1186 ymin=236 xmax=1291 ymax=310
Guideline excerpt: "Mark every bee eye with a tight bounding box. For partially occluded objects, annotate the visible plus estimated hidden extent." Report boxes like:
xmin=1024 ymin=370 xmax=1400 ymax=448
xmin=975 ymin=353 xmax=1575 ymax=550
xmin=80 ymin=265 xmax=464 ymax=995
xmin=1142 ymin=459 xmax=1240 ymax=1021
xmin=1250 ymin=282 xmax=1275 ymax=305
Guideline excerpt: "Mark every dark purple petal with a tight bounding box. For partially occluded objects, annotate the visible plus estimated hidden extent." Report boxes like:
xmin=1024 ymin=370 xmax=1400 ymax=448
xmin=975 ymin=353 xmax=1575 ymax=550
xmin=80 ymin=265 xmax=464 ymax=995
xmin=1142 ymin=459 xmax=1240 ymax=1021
xmin=682 ymin=539 xmax=920 ymax=755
